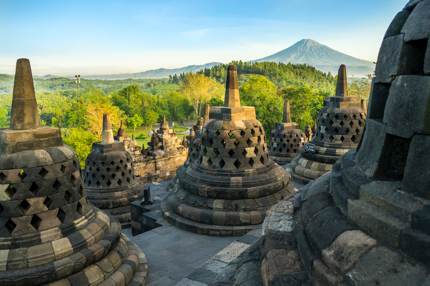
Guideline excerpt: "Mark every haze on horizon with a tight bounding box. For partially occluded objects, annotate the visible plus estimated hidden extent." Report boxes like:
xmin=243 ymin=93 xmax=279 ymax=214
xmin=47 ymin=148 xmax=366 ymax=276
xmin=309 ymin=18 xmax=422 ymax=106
xmin=0 ymin=0 xmax=406 ymax=75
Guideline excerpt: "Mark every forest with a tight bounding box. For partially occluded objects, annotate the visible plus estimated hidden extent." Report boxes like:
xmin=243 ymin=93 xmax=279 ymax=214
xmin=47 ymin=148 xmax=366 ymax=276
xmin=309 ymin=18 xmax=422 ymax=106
xmin=0 ymin=62 xmax=371 ymax=164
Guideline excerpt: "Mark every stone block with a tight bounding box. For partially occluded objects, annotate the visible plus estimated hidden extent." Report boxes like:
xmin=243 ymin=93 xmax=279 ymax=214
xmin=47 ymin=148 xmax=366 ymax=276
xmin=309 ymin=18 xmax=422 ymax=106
xmin=321 ymin=230 xmax=376 ymax=274
xmin=383 ymin=76 xmax=430 ymax=137
xmin=403 ymin=135 xmax=430 ymax=199
xmin=384 ymin=10 xmax=412 ymax=38
xmin=346 ymin=247 xmax=426 ymax=286
xmin=401 ymin=0 xmax=430 ymax=41
xmin=374 ymin=34 xmax=404 ymax=83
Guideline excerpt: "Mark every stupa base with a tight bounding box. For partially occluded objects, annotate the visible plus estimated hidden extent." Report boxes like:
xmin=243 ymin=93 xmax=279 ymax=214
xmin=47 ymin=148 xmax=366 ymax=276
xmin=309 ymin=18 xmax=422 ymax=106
xmin=161 ymin=198 xmax=258 ymax=236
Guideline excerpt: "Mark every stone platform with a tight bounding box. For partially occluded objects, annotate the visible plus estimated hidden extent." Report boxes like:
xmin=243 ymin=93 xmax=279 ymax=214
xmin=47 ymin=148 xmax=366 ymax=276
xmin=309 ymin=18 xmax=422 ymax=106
xmin=127 ymin=181 xmax=259 ymax=286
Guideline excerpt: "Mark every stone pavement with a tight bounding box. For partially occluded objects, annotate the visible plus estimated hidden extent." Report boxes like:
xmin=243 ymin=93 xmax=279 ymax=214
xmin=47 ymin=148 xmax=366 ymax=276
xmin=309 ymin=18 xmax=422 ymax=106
xmin=124 ymin=224 xmax=237 ymax=286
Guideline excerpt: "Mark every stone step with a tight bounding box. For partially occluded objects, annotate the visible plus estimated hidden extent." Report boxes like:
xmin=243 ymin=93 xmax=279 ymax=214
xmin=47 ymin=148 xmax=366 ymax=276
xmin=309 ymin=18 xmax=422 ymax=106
xmin=348 ymin=199 xmax=408 ymax=248
xmin=359 ymin=181 xmax=426 ymax=223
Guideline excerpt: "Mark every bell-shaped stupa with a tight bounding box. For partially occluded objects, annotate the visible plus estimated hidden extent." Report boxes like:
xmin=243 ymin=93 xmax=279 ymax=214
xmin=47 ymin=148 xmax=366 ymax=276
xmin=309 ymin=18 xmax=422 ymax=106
xmin=161 ymin=65 xmax=295 ymax=236
xmin=269 ymin=100 xmax=308 ymax=165
xmin=0 ymin=59 xmax=147 ymax=285
xmin=259 ymin=2 xmax=430 ymax=284
xmin=288 ymin=65 xmax=366 ymax=183
xmin=84 ymin=114 xmax=143 ymax=227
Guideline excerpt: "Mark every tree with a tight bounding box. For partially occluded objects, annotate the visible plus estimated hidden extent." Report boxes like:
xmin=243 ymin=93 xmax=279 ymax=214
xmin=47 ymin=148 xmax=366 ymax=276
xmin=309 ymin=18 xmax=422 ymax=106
xmin=240 ymin=75 xmax=282 ymax=133
xmin=127 ymin=114 xmax=144 ymax=133
xmin=181 ymin=73 xmax=224 ymax=117
xmin=62 ymin=128 xmax=98 ymax=167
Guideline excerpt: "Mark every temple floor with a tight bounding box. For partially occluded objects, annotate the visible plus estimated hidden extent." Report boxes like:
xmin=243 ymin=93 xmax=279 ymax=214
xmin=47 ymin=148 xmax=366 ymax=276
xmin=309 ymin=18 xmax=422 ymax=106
xmin=123 ymin=181 xmax=259 ymax=286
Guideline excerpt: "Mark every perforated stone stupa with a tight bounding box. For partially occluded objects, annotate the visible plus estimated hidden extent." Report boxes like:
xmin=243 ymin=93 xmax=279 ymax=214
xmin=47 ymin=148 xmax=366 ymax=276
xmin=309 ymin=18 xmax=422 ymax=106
xmin=288 ymin=65 xmax=366 ymax=183
xmin=258 ymin=2 xmax=430 ymax=284
xmin=0 ymin=59 xmax=147 ymax=285
xmin=133 ymin=117 xmax=187 ymax=183
xmin=161 ymin=65 xmax=295 ymax=236
xmin=84 ymin=114 xmax=143 ymax=227
xmin=269 ymin=100 xmax=307 ymax=165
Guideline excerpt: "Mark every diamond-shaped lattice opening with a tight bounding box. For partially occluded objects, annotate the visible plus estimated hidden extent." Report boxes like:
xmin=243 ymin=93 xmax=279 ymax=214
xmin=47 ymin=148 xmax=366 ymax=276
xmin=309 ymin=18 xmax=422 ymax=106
xmin=207 ymin=158 xmax=213 ymax=166
xmin=43 ymin=197 xmax=53 ymax=208
xmin=334 ymin=114 xmax=339 ymax=120
xmin=101 ymin=175 xmax=106 ymax=180
xmin=120 ymin=160 xmax=124 ymax=164
xmin=111 ymin=173 xmax=116 ymax=179
xmin=242 ymin=149 xmax=247 ymax=156
xmin=5 ymin=219 xmax=16 ymax=234
xmin=351 ymin=135 xmax=357 ymax=143
xmin=37 ymin=168 xmax=48 ymax=178
xmin=340 ymin=136 xmax=345 ymax=142
xmin=31 ymin=215 xmax=42 ymax=230
xmin=77 ymin=202 xmax=83 ymax=215
xmin=28 ymin=182 xmax=39 ymax=194
xmin=116 ymin=166 xmax=121 ymax=171
xmin=208 ymin=138 xmax=214 ymax=146
xmin=101 ymin=161 xmax=105 ymax=166
xmin=234 ymin=160 xmax=241 ymax=169
xmin=5 ymin=185 xmax=17 ymax=198
xmin=0 ymin=172 xmax=6 ymax=182
xmin=110 ymin=161 xmax=115 ymax=166
xmin=107 ymin=167 xmax=111 ymax=172
xmin=64 ymin=191 xmax=72 ymax=202
xmin=60 ymin=164 xmax=66 ymax=173
xmin=340 ymin=121 xmax=344 ymax=127
xmin=57 ymin=208 xmax=66 ymax=222
xmin=254 ymin=147 xmax=259 ymax=155
xmin=251 ymin=129 xmax=256 ymax=136
xmin=228 ymin=149 xmax=235 ymax=157
xmin=18 ymin=169 xmax=27 ymax=180
xmin=219 ymin=159 xmax=225 ymax=168
xmin=215 ymin=130 xmax=221 ymax=136
xmin=96 ymin=181 xmax=101 ymax=187
xmin=249 ymin=158 xmax=255 ymax=167
xmin=213 ymin=148 xmax=220 ymax=156
xmin=117 ymin=179 xmax=122 ymax=186
xmin=247 ymin=138 xmax=253 ymax=146
xmin=126 ymin=177 xmax=131 ymax=183
xmin=260 ymin=156 xmax=265 ymax=165
xmin=53 ymin=179 xmax=62 ymax=190
xmin=329 ymin=135 xmax=335 ymax=141
xmin=20 ymin=199 xmax=31 ymax=211
xmin=107 ymin=180 xmax=111 ymax=186
xmin=240 ymin=130 xmax=246 ymax=137
xmin=234 ymin=140 xmax=240 ymax=147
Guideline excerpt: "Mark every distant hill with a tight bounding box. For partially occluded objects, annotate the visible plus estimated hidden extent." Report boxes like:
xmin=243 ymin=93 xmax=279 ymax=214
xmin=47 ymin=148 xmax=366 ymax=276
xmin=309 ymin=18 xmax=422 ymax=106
xmin=256 ymin=39 xmax=374 ymax=77
xmin=85 ymin=62 xmax=222 ymax=80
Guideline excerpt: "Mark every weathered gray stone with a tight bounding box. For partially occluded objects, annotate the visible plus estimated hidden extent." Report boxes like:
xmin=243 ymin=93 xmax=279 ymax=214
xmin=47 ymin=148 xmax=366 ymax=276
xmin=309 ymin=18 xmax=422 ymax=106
xmin=321 ymin=230 xmax=376 ymax=274
xmin=375 ymin=35 xmax=404 ymax=83
xmin=403 ymin=135 xmax=430 ymax=199
xmin=346 ymin=247 xmax=426 ymax=286
xmin=402 ymin=0 xmax=430 ymax=41
xmin=384 ymin=76 xmax=430 ymax=137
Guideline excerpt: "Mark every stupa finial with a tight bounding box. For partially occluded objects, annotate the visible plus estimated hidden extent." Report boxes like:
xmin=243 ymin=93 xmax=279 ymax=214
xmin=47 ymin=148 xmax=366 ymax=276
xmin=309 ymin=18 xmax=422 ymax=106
xmin=283 ymin=99 xmax=291 ymax=123
xmin=161 ymin=115 xmax=169 ymax=130
xmin=224 ymin=65 xmax=240 ymax=108
xmin=102 ymin=113 xmax=114 ymax=144
xmin=336 ymin=64 xmax=348 ymax=97
xmin=10 ymin=58 xmax=40 ymax=130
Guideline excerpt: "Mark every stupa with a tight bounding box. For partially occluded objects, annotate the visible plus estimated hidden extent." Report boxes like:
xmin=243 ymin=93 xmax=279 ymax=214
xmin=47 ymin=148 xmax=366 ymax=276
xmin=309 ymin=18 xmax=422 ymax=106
xmin=84 ymin=114 xmax=143 ymax=227
xmin=161 ymin=65 xmax=295 ymax=236
xmin=133 ymin=117 xmax=187 ymax=183
xmin=269 ymin=100 xmax=308 ymax=165
xmin=288 ymin=65 xmax=366 ymax=183
xmin=259 ymin=1 xmax=430 ymax=284
xmin=0 ymin=59 xmax=147 ymax=285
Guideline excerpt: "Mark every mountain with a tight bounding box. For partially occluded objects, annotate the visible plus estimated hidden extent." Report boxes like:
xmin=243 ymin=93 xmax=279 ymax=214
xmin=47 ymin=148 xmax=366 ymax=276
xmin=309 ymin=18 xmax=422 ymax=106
xmin=256 ymin=39 xmax=374 ymax=77
xmin=85 ymin=62 xmax=222 ymax=80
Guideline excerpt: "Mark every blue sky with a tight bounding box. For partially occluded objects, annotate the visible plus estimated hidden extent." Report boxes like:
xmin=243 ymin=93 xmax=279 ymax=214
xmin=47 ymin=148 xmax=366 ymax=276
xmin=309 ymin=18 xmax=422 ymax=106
xmin=0 ymin=0 xmax=406 ymax=75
